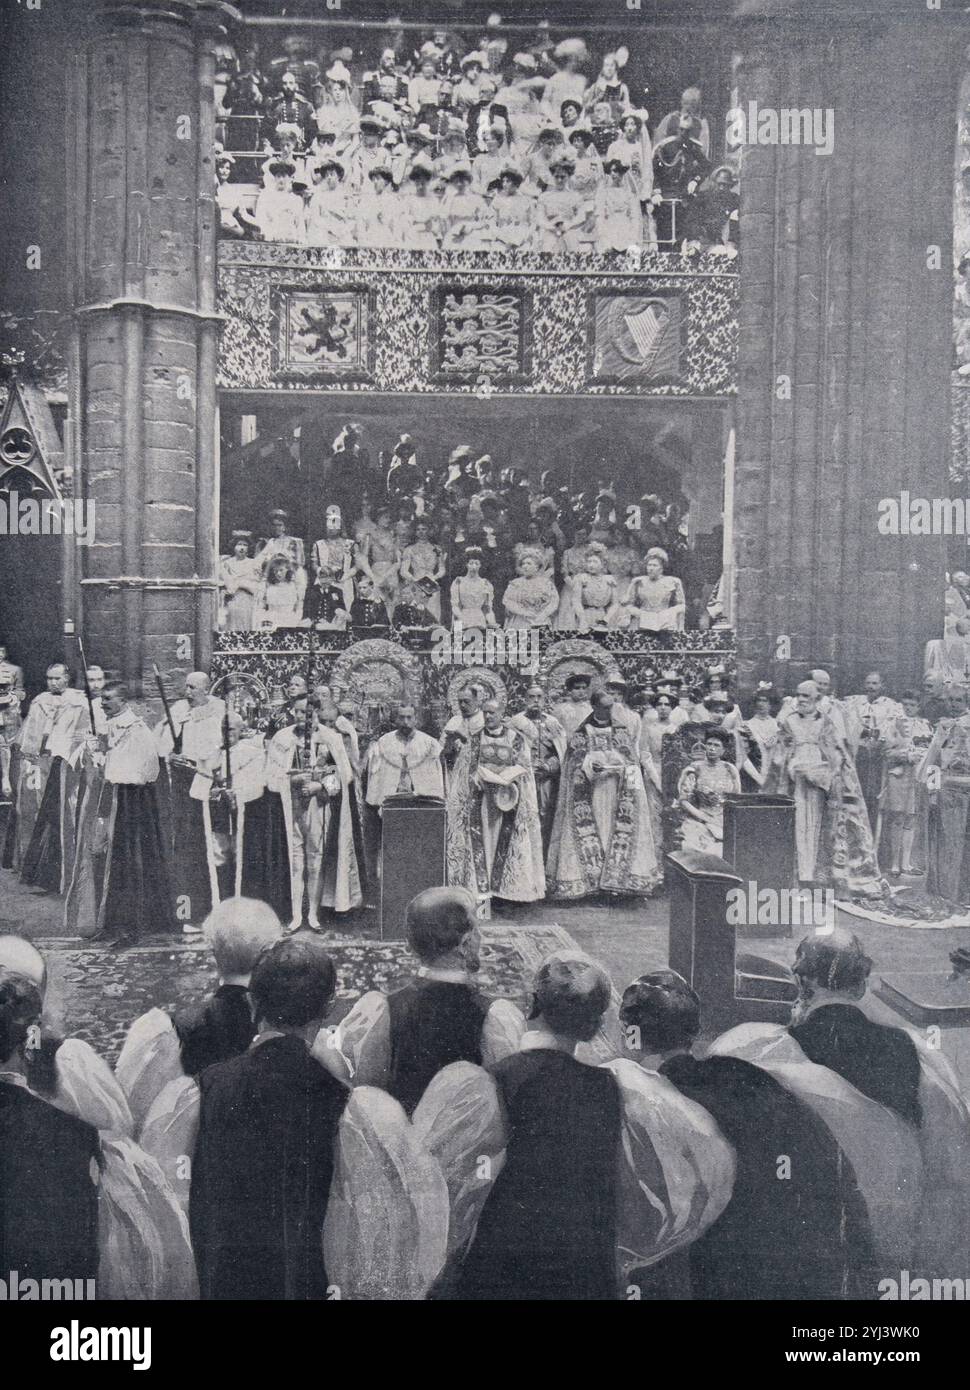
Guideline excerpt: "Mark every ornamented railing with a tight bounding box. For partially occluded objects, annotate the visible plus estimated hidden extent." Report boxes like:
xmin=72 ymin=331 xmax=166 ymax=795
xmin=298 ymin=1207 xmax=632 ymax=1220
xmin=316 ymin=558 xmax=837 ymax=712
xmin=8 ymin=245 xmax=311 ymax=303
xmin=216 ymin=242 xmax=739 ymax=398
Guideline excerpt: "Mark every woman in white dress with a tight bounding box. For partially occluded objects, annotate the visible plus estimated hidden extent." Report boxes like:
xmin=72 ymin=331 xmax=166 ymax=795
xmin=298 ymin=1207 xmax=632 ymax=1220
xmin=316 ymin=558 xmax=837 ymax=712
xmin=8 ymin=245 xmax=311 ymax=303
xmin=622 ymin=547 xmax=686 ymax=632
xmin=502 ymin=550 xmax=560 ymax=629
xmin=254 ymin=557 xmax=303 ymax=628
xmin=400 ymin=519 xmax=446 ymax=622
xmin=594 ymin=156 xmax=642 ymax=253
xmin=219 ymin=531 xmax=261 ymax=631
xmin=305 ymin=158 xmax=353 ymax=247
xmin=450 ymin=547 xmax=496 ymax=630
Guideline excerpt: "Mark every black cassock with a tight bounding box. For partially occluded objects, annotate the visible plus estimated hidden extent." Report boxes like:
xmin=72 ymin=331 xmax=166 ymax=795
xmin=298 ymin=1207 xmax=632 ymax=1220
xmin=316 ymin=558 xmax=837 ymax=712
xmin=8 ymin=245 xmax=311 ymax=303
xmin=174 ymin=983 xmax=255 ymax=1078
xmin=790 ymin=1004 xmax=923 ymax=1128
xmin=99 ymin=784 xmax=175 ymax=940
xmin=450 ymin=1049 xmax=621 ymax=1301
xmin=0 ymin=1080 xmax=100 ymax=1283
xmin=386 ymin=979 xmax=488 ymax=1117
xmin=189 ymin=1035 xmax=348 ymax=1301
xmin=20 ymin=754 xmax=67 ymax=891
xmin=659 ymin=1053 xmax=875 ymax=1300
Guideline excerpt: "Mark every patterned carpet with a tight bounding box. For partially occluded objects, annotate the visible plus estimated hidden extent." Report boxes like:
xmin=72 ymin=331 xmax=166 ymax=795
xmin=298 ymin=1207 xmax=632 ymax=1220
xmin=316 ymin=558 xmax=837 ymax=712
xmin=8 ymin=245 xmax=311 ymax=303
xmin=41 ymin=921 xmax=581 ymax=1066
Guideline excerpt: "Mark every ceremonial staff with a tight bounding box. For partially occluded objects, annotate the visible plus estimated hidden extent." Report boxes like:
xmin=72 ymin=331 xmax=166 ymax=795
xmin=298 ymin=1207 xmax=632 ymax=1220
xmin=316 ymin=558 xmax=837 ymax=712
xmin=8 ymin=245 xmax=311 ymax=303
xmin=152 ymin=663 xmax=179 ymax=753
xmin=221 ymin=700 xmax=237 ymax=850
xmin=76 ymin=638 xmax=97 ymax=735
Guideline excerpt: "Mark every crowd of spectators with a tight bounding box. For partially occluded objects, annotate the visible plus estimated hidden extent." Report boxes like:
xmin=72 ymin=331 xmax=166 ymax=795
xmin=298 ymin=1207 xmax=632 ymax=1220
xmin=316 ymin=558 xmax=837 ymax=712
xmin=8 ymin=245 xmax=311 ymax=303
xmin=214 ymin=27 xmax=738 ymax=256
xmin=219 ymin=424 xmax=724 ymax=634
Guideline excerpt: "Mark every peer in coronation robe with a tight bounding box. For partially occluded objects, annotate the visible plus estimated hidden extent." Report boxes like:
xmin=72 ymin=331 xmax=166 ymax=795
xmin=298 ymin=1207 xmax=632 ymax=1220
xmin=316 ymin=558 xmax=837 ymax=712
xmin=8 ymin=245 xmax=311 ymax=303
xmin=766 ymin=681 xmax=885 ymax=896
xmin=65 ymin=686 xmax=176 ymax=944
xmin=445 ymin=700 xmax=546 ymax=905
xmin=546 ymin=692 xmax=662 ymax=900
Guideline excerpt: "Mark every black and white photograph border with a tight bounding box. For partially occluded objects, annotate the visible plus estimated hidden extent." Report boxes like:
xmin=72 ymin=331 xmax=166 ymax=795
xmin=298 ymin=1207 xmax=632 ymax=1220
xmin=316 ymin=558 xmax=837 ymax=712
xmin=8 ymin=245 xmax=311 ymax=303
xmin=0 ymin=0 xmax=968 ymax=1332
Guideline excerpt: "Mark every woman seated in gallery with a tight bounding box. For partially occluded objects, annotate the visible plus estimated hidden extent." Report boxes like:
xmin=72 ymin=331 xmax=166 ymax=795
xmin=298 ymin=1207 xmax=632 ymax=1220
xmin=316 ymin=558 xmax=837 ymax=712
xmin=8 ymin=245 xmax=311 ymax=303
xmin=622 ymin=546 xmax=687 ymax=631
xmin=254 ymin=556 xmax=304 ymax=629
xmin=502 ymin=548 xmax=560 ymax=629
xmin=489 ymin=165 xmax=535 ymax=253
xmin=450 ymin=546 xmax=497 ymax=630
xmin=305 ymin=157 xmax=353 ymax=247
xmin=399 ymin=519 xmax=446 ymax=622
xmin=567 ymin=541 xmax=622 ymax=631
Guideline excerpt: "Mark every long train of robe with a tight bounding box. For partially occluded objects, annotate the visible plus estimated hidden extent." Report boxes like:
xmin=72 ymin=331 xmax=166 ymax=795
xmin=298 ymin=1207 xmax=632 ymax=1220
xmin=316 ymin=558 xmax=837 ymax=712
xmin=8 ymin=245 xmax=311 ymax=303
xmin=708 ymin=1022 xmax=925 ymax=1285
xmin=20 ymin=754 xmax=79 ymax=894
xmin=65 ymin=779 xmax=176 ymax=940
xmin=444 ymin=727 xmax=545 ymax=902
xmin=546 ymin=721 xmax=662 ymax=898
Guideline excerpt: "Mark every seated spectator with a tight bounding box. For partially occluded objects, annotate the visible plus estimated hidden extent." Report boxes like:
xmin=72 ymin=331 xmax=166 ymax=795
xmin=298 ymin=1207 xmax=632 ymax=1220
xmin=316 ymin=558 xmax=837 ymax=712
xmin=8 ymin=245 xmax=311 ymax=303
xmin=362 ymin=48 xmax=408 ymax=108
xmin=685 ymin=165 xmax=739 ymax=251
xmin=254 ymin=159 xmax=304 ymax=243
xmin=349 ymin=574 xmax=391 ymax=632
xmin=175 ymin=897 xmax=283 ymax=1077
xmin=595 ymin=156 xmax=642 ymax=253
xmin=305 ymin=157 xmax=352 ymax=246
xmin=789 ymin=931 xmax=922 ymax=1126
xmin=584 ymin=50 xmax=631 ymax=121
xmin=472 ymin=121 xmax=514 ymax=196
xmin=536 ymin=155 xmax=587 ymax=253
xmin=523 ymin=125 xmax=566 ymax=194
xmin=588 ymin=99 xmax=619 ymax=157
xmin=543 ymin=38 xmax=589 ymax=118
xmin=558 ymin=97 xmax=584 ymax=137
xmin=621 ymin=969 xmax=875 ymax=1299
xmin=654 ymin=86 xmax=711 ymax=158
xmin=260 ymin=123 xmax=308 ymax=189
xmin=266 ymin=69 xmax=315 ymax=149
xmin=607 ymin=111 xmax=654 ymax=207
xmin=351 ymin=113 xmax=393 ymax=193
xmin=314 ymin=63 xmax=360 ymax=162
xmin=189 ymin=937 xmax=349 ymax=1300
xmin=489 ymin=165 xmax=534 ymax=251
xmin=215 ymin=154 xmax=258 ymax=238
xmin=254 ymin=556 xmax=304 ymax=627
xmin=448 ymin=950 xmax=619 ymax=1300
xmin=433 ymin=117 xmax=471 ymax=189
xmin=502 ymin=549 xmax=560 ymax=628
xmin=453 ymin=50 xmax=488 ymax=112
xmin=0 ymin=971 xmax=101 ymax=1285
xmin=356 ymin=165 xmax=399 ymax=249
xmin=402 ymin=157 xmax=441 ymax=250
xmin=440 ymin=162 xmax=491 ymax=251
xmin=466 ymin=74 xmax=510 ymax=157
xmin=408 ymin=51 xmax=445 ymax=119
xmin=339 ymin=888 xmax=524 ymax=1119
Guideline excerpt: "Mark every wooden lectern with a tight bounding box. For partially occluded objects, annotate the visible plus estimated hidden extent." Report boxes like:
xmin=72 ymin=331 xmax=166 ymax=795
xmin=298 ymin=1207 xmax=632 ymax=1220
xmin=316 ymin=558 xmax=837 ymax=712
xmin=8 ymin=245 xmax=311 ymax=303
xmin=721 ymin=793 xmax=796 ymax=938
xmin=666 ymin=848 xmax=798 ymax=1034
xmin=378 ymin=794 xmax=447 ymax=941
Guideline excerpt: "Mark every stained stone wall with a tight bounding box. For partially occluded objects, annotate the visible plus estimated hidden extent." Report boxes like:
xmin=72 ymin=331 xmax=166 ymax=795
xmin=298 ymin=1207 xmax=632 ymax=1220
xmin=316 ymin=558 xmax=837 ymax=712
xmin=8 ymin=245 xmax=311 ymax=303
xmin=70 ymin=0 xmax=228 ymax=691
xmin=733 ymin=17 xmax=960 ymax=695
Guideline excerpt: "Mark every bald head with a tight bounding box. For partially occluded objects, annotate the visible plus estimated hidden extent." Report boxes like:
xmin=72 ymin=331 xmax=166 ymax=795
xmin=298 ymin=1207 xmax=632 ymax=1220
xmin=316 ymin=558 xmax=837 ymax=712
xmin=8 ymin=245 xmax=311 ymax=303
xmin=0 ymin=935 xmax=46 ymax=993
xmin=203 ymin=897 xmax=284 ymax=982
xmin=792 ymin=928 xmax=871 ymax=1004
xmin=809 ymin=669 xmax=831 ymax=695
xmin=405 ymin=886 xmax=479 ymax=968
xmin=529 ymin=950 xmax=611 ymax=1043
xmin=186 ymin=671 xmax=211 ymax=706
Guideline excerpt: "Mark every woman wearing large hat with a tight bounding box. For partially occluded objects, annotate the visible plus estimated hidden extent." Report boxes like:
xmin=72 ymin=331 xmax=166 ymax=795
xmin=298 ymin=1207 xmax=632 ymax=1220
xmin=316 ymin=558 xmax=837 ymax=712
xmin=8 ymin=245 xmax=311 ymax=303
xmin=305 ymin=156 xmax=352 ymax=247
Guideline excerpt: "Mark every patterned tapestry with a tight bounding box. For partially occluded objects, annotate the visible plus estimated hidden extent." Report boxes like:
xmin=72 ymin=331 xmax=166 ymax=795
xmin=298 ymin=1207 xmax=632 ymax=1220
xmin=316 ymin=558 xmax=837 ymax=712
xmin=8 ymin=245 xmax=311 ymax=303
xmin=217 ymin=244 xmax=738 ymax=398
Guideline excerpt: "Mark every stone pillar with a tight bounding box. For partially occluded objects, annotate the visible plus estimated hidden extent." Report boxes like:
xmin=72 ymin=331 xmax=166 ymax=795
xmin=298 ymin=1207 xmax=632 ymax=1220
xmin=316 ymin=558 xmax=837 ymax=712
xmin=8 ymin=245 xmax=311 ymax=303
xmin=733 ymin=16 xmax=960 ymax=697
xmin=69 ymin=0 xmax=235 ymax=691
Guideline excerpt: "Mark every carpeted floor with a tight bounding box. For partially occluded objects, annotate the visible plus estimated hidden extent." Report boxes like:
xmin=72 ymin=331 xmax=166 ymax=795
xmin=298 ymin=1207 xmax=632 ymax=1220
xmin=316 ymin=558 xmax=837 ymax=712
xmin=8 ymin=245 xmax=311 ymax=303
xmin=39 ymin=919 xmax=582 ymax=1066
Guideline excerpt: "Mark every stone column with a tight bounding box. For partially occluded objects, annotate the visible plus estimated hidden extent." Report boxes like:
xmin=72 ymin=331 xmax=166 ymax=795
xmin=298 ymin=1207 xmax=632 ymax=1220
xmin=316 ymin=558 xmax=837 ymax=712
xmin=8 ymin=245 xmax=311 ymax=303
xmin=733 ymin=15 xmax=960 ymax=696
xmin=70 ymin=0 xmax=235 ymax=691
